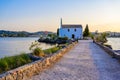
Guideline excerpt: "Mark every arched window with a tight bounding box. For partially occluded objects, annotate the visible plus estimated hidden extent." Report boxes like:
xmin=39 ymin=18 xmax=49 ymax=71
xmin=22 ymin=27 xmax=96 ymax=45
xmin=74 ymin=29 xmax=76 ymax=32
xmin=68 ymin=29 xmax=70 ymax=32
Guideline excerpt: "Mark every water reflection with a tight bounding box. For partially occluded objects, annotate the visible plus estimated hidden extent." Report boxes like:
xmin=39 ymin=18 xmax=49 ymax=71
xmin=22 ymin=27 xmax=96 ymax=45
xmin=0 ymin=37 xmax=55 ymax=58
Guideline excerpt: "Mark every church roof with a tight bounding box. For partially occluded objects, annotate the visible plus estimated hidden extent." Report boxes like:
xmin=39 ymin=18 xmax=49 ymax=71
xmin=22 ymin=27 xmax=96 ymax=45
xmin=61 ymin=24 xmax=82 ymax=28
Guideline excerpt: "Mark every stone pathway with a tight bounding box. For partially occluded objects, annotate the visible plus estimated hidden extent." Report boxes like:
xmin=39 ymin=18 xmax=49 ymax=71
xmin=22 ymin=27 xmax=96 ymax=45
xmin=29 ymin=40 xmax=120 ymax=80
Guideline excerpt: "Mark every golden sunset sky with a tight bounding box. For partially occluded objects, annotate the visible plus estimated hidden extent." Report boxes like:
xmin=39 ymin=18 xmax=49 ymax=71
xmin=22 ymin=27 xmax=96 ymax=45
xmin=0 ymin=0 xmax=120 ymax=32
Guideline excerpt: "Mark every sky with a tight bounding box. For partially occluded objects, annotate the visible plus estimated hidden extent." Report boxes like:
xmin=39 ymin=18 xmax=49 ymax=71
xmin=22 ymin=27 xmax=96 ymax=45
xmin=0 ymin=0 xmax=120 ymax=32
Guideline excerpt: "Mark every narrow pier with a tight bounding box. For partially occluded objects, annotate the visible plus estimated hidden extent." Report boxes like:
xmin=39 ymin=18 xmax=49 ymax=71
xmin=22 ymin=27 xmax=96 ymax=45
xmin=30 ymin=40 xmax=120 ymax=80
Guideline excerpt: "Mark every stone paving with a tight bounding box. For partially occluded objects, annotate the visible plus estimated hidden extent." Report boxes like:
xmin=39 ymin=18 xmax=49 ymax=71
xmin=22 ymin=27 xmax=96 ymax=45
xmin=29 ymin=40 xmax=120 ymax=80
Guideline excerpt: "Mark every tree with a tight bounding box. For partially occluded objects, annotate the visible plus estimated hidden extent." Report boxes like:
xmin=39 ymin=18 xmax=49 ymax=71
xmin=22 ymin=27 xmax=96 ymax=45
xmin=83 ymin=24 xmax=90 ymax=37
xmin=57 ymin=28 xmax=59 ymax=36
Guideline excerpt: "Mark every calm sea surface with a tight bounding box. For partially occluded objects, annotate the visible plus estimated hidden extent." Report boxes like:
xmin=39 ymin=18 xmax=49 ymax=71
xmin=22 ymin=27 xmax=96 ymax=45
xmin=0 ymin=37 xmax=55 ymax=58
xmin=107 ymin=38 xmax=120 ymax=50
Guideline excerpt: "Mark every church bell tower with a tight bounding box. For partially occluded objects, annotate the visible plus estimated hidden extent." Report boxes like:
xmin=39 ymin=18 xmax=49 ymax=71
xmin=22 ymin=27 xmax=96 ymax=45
xmin=59 ymin=18 xmax=62 ymax=28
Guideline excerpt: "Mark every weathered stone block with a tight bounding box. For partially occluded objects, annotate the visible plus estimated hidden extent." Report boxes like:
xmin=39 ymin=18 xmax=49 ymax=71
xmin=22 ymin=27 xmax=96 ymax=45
xmin=0 ymin=77 xmax=5 ymax=80
xmin=16 ymin=71 xmax=23 ymax=80
xmin=5 ymin=74 xmax=14 ymax=80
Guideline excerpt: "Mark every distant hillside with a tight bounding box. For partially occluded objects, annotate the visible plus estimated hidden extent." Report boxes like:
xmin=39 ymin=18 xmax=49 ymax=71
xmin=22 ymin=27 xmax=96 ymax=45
xmin=106 ymin=32 xmax=120 ymax=37
xmin=0 ymin=30 xmax=54 ymax=37
xmin=91 ymin=31 xmax=120 ymax=37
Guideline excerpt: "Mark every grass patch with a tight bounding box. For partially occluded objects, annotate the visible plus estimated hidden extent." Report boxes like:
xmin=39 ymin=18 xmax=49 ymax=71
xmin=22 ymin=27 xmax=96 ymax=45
xmin=43 ymin=46 xmax=61 ymax=54
xmin=0 ymin=53 xmax=31 ymax=74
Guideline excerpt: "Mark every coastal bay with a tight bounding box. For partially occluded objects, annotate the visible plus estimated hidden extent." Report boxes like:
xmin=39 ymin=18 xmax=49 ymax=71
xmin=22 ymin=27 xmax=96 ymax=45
xmin=0 ymin=37 xmax=55 ymax=58
xmin=107 ymin=38 xmax=120 ymax=50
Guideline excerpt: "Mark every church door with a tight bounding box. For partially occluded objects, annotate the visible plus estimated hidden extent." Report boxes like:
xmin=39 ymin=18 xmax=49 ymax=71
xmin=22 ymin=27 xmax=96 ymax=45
xmin=72 ymin=34 xmax=75 ymax=39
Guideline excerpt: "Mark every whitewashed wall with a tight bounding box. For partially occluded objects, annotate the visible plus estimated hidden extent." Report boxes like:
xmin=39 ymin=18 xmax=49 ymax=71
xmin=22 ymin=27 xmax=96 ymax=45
xmin=59 ymin=28 xmax=82 ymax=39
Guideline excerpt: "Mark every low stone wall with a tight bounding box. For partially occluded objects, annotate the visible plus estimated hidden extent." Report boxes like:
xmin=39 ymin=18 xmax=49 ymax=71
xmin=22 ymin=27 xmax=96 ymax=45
xmin=0 ymin=42 xmax=77 ymax=80
xmin=95 ymin=42 xmax=120 ymax=60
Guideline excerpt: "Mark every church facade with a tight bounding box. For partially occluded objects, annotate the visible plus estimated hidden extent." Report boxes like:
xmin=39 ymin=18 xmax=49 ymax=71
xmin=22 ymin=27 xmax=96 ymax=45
xmin=59 ymin=19 xmax=83 ymax=39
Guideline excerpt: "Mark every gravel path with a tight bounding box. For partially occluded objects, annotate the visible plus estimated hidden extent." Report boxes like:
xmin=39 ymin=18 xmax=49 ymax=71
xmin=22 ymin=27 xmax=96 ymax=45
xmin=29 ymin=40 xmax=120 ymax=80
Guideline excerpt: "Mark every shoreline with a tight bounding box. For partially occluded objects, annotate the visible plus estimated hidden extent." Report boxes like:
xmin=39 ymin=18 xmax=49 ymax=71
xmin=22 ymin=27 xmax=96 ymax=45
xmin=114 ymin=50 xmax=120 ymax=54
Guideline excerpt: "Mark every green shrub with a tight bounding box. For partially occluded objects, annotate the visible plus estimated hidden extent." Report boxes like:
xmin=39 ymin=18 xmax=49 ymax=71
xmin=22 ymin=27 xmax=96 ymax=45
xmin=0 ymin=53 xmax=31 ymax=74
xmin=51 ymin=47 xmax=59 ymax=53
xmin=43 ymin=49 xmax=52 ymax=54
xmin=0 ymin=60 xmax=8 ymax=73
xmin=2 ymin=56 xmax=15 ymax=69
xmin=15 ymin=56 xmax=25 ymax=67
xmin=20 ymin=53 xmax=31 ymax=63
xmin=33 ymin=47 xmax=45 ymax=57
xmin=44 ymin=46 xmax=60 ymax=54
xmin=94 ymin=33 xmax=108 ymax=44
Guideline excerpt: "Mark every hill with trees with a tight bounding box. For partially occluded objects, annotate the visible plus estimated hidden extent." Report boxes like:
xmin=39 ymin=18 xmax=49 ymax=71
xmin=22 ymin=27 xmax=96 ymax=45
xmin=0 ymin=30 xmax=53 ymax=37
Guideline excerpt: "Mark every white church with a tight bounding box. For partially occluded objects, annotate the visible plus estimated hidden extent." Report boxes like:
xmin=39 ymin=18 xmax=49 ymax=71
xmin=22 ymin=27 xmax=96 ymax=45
xmin=59 ymin=19 xmax=83 ymax=39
